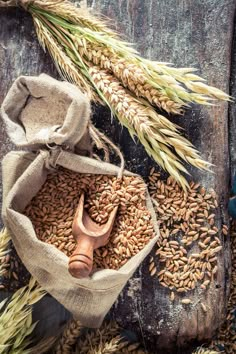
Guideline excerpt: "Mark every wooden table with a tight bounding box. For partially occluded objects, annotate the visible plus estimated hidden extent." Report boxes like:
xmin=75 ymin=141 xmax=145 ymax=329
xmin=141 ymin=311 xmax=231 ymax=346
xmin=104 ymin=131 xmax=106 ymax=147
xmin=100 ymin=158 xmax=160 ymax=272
xmin=0 ymin=1 xmax=235 ymax=352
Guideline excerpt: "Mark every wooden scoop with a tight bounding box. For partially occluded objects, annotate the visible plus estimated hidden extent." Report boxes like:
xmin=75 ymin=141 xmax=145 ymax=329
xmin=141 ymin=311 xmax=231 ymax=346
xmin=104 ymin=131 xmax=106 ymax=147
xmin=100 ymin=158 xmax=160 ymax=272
xmin=68 ymin=193 xmax=118 ymax=278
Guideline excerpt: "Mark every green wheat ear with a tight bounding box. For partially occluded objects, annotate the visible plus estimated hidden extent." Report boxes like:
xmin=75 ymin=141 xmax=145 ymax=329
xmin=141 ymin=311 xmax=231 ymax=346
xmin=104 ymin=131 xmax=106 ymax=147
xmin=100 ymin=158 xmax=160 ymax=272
xmin=0 ymin=274 xmax=45 ymax=353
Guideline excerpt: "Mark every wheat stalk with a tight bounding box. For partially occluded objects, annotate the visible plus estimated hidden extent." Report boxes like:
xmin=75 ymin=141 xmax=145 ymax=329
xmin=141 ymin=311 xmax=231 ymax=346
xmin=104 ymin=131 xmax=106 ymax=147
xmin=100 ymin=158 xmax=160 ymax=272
xmin=87 ymin=335 xmax=124 ymax=354
xmin=0 ymin=0 xmax=230 ymax=109
xmin=54 ymin=318 xmax=83 ymax=354
xmin=76 ymin=41 xmax=221 ymax=114
xmin=30 ymin=12 xmax=211 ymax=188
xmin=192 ymin=349 xmax=219 ymax=354
xmin=0 ymin=229 xmax=48 ymax=353
xmin=30 ymin=4 xmax=230 ymax=105
xmin=6 ymin=2 xmax=227 ymax=187
xmin=0 ymin=228 xmax=11 ymax=277
xmin=75 ymin=322 xmax=120 ymax=354
xmin=75 ymin=321 xmax=146 ymax=354
xmin=89 ymin=66 xmax=211 ymax=189
xmin=72 ymin=37 xmax=229 ymax=109
xmin=77 ymin=43 xmax=184 ymax=115
xmin=0 ymin=277 xmax=45 ymax=354
xmin=0 ymin=228 xmax=11 ymax=258
xmin=146 ymin=62 xmax=230 ymax=101
xmin=33 ymin=17 xmax=98 ymax=101
xmin=28 ymin=8 xmax=216 ymax=188
xmin=120 ymin=348 xmax=148 ymax=354
xmin=61 ymin=34 xmax=227 ymax=116
xmin=29 ymin=335 xmax=58 ymax=354
xmin=31 ymin=9 xmax=212 ymax=188
xmin=29 ymin=0 xmax=118 ymax=35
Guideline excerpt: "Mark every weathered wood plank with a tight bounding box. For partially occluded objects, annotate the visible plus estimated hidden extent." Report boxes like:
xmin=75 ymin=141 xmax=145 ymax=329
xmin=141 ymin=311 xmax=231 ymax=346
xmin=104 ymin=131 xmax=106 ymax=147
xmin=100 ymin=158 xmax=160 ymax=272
xmin=89 ymin=0 xmax=235 ymax=351
xmin=229 ymin=17 xmax=236 ymax=181
xmin=0 ymin=8 xmax=58 ymax=229
xmin=0 ymin=1 xmax=235 ymax=352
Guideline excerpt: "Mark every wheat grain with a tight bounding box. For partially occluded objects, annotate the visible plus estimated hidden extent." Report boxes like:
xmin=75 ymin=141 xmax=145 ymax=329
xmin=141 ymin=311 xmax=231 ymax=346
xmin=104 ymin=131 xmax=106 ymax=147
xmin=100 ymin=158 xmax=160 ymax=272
xmin=89 ymin=66 xmax=211 ymax=189
xmin=1 ymin=0 xmax=230 ymax=188
xmin=148 ymin=171 xmax=222 ymax=294
xmin=148 ymin=171 xmax=236 ymax=352
xmin=181 ymin=298 xmax=192 ymax=304
xmin=27 ymin=1 xmax=230 ymax=105
xmin=31 ymin=5 xmax=230 ymax=106
xmin=31 ymin=12 xmax=213 ymax=187
xmin=24 ymin=168 xmax=155 ymax=269
xmin=54 ymin=319 xmax=82 ymax=354
xmin=76 ymin=43 xmax=184 ymax=114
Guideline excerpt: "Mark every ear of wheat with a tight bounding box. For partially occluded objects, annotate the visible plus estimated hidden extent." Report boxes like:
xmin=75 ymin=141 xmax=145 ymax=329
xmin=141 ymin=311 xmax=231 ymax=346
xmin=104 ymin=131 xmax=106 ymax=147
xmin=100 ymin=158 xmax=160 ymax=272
xmin=0 ymin=277 xmax=45 ymax=354
xmin=0 ymin=228 xmax=11 ymax=277
xmin=75 ymin=321 xmax=146 ymax=354
xmin=192 ymin=349 xmax=219 ymax=354
xmin=30 ymin=5 xmax=230 ymax=105
xmin=29 ymin=9 xmax=215 ymax=189
xmin=0 ymin=1 xmax=231 ymax=187
xmin=53 ymin=318 xmax=83 ymax=354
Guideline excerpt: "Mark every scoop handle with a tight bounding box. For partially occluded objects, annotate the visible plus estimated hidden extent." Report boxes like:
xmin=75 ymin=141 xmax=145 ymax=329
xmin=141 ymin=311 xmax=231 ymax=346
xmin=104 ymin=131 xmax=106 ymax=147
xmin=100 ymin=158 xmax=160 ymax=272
xmin=68 ymin=234 xmax=96 ymax=278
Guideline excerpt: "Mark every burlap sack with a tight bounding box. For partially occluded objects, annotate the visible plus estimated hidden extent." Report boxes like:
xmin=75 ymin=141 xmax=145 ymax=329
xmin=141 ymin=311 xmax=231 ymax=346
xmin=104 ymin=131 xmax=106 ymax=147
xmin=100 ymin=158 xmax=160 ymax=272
xmin=1 ymin=74 xmax=159 ymax=328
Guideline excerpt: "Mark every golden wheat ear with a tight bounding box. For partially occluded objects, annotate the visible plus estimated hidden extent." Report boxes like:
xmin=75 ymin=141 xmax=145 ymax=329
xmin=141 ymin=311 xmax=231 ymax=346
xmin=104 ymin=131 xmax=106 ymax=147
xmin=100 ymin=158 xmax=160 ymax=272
xmin=192 ymin=349 xmax=219 ymax=354
xmin=75 ymin=321 xmax=146 ymax=353
xmin=27 ymin=3 xmax=229 ymax=187
xmin=0 ymin=277 xmax=45 ymax=351
xmin=53 ymin=319 xmax=83 ymax=354
xmin=0 ymin=228 xmax=11 ymax=277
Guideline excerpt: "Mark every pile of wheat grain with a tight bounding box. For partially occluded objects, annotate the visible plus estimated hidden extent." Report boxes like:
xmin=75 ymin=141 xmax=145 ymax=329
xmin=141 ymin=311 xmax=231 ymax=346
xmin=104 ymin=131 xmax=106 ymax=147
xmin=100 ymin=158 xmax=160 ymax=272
xmin=148 ymin=169 xmax=225 ymax=302
xmin=3 ymin=168 xmax=235 ymax=353
xmin=24 ymin=168 xmax=155 ymax=270
xmin=147 ymin=170 xmax=236 ymax=352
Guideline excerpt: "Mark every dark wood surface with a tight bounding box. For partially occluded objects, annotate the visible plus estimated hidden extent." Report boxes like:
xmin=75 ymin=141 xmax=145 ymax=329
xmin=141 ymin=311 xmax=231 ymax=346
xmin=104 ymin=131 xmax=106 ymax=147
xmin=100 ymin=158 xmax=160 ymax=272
xmin=0 ymin=1 xmax=235 ymax=353
xmin=230 ymin=7 xmax=236 ymax=181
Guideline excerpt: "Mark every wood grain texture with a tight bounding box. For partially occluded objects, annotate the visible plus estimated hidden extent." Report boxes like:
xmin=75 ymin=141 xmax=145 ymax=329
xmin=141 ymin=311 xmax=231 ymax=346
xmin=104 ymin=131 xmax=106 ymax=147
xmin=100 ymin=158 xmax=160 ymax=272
xmin=0 ymin=8 xmax=58 ymax=229
xmin=88 ymin=0 xmax=235 ymax=351
xmin=230 ymin=17 xmax=236 ymax=181
xmin=0 ymin=1 xmax=235 ymax=352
